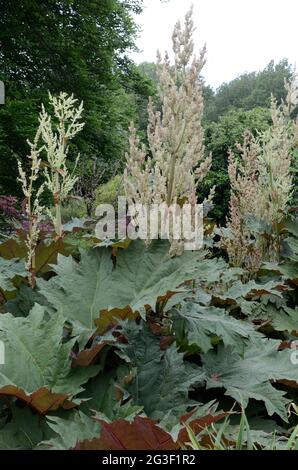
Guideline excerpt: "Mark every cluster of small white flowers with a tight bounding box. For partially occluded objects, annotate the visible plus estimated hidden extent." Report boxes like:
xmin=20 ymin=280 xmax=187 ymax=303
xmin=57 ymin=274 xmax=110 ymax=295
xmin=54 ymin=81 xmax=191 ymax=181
xmin=257 ymin=76 xmax=298 ymax=227
xmin=220 ymin=132 xmax=263 ymax=274
xmin=17 ymin=92 xmax=84 ymax=284
xmin=17 ymin=128 xmax=45 ymax=286
xmin=124 ymin=7 xmax=213 ymax=254
xmin=223 ymin=75 xmax=298 ymax=272
xmin=39 ymin=92 xmax=84 ymax=235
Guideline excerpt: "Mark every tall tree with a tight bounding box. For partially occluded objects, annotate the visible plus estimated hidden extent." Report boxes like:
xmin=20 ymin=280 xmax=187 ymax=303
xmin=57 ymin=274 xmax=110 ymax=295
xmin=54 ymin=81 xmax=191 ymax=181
xmin=0 ymin=0 xmax=150 ymax=195
xmin=202 ymin=107 xmax=272 ymax=222
xmin=205 ymin=59 xmax=292 ymax=121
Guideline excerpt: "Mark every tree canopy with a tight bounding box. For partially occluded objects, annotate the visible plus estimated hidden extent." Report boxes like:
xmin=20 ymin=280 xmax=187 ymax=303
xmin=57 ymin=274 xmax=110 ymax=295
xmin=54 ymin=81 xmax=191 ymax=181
xmin=0 ymin=0 xmax=151 ymax=194
xmin=204 ymin=59 xmax=292 ymax=121
xmin=0 ymin=3 xmax=295 ymax=222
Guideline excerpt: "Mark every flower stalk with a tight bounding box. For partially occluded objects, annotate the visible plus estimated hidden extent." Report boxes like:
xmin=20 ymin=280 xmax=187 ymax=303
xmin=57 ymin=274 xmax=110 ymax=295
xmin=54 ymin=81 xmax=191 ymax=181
xmin=222 ymin=75 xmax=298 ymax=273
xmin=39 ymin=92 xmax=84 ymax=236
xmin=124 ymin=7 xmax=213 ymax=254
xmin=17 ymin=127 xmax=45 ymax=287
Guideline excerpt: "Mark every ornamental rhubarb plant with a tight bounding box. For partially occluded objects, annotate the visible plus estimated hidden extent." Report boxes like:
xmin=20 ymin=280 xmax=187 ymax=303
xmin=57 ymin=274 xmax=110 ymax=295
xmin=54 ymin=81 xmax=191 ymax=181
xmin=124 ymin=7 xmax=214 ymax=255
xmin=0 ymin=7 xmax=297 ymax=453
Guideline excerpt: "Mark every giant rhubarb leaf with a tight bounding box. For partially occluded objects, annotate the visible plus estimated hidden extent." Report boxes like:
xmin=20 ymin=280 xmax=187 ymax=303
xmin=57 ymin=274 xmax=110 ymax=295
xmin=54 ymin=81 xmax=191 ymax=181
xmin=41 ymin=411 xmax=101 ymax=450
xmin=78 ymin=417 xmax=178 ymax=451
xmin=271 ymin=307 xmax=298 ymax=335
xmin=0 ymin=305 xmax=99 ymax=413
xmin=37 ymin=240 xmax=216 ymax=342
xmin=202 ymin=339 xmax=298 ymax=421
xmin=0 ymin=237 xmax=67 ymax=274
xmin=0 ymin=257 xmax=26 ymax=292
xmin=39 ymin=408 xmax=226 ymax=450
xmin=78 ymin=371 xmax=119 ymax=419
xmin=262 ymin=219 xmax=298 ymax=284
xmin=41 ymin=413 xmax=177 ymax=450
xmin=172 ymin=302 xmax=261 ymax=353
xmin=0 ymin=406 xmax=45 ymax=450
xmin=5 ymin=283 xmax=48 ymax=317
xmin=119 ymin=321 xmax=204 ymax=419
xmin=216 ymin=279 xmax=286 ymax=302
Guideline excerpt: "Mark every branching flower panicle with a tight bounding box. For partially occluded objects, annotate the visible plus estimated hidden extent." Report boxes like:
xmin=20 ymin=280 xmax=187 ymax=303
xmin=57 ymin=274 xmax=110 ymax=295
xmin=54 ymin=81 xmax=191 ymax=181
xmin=257 ymin=77 xmax=297 ymax=226
xmin=40 ymin=92 xmax=84 ymax=236
xmin=221 ymin=132 xmax=263 ymax=274
xmin=17 ymin=128 xmax=45 ymax=287
xmin=124 ymin=7 xmax=213 ymax=254
xmin=223 ymin=75 xmax=298 ymax=273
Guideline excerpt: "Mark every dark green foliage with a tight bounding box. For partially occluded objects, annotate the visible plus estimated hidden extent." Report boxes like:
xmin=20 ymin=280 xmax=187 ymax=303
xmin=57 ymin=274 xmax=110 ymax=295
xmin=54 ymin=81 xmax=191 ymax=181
xmin=0 ymin=3 xmax=297 ymax=451
xmin=204 ymin=59 xmax=292 ymax=122
xmin=0 ymin=0 xmax=150 ymax=194
xmin=0 ymin=227 xmax=296 ymax=449
xmin=202 ymin=107 xmax=271 ymax=221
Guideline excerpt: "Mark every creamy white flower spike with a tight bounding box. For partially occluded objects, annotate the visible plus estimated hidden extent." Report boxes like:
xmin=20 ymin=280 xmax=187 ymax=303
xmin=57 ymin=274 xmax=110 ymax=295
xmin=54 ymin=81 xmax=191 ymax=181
xmin=124 ymin=7 xmax=213 ymax=255
xmin=222 ymin=75 xmax=298 ymax=273
xmin=40 ymin=92 xmax=84 ymax=236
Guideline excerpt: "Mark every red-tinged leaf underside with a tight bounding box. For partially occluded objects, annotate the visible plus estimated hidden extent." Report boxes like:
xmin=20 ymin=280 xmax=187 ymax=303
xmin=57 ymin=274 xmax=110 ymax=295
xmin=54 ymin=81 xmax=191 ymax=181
xmin=76 ymin=417 xmax=178 ymax=450
xmin=0 ymin=237 xmax=67 ymax=273
xmin=72 ymin=343 xmax=109 ymax=368
xmin=0 ymin=386 xmax=76 ymax=414
xmin=0 ymin=307 xmax=100 ymax=414
xmin=178 ymin=412 xmax=229 ymax=444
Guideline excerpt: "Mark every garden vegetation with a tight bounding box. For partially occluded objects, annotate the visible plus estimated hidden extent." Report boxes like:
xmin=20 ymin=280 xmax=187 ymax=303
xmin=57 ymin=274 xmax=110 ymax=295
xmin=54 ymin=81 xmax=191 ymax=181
xmin=0 ymin=3 xmax=297 ymax=450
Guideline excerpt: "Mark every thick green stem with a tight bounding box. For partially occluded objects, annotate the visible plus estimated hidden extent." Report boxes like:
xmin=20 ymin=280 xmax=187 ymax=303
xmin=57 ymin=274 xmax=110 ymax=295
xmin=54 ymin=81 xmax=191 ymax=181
xmin=27 ymin=181 xmax=36 ymax=288
xmin=55 ymin=201 xmax=62 ymax=237
xmin=166 ymin=152 xmax=178 ymax=206
xmin=166 ymin=120 xmax=186 ymax=206
xmin=54 ymin=171 xmax=62 ymax=237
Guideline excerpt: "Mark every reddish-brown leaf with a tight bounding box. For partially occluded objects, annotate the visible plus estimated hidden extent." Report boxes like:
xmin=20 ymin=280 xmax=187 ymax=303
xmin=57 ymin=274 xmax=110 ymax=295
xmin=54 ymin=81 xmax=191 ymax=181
xmin=0 ymin=237 xmax=67 ymax=274
xmin=76 ymin=417 xmax=178 ymax=450
xmin=0 ymin=385 xmax=76 ymax=415
xmin=72 ymin=343 xmax=108 ymax=368
xmin=276 ymin=379 xmax=298 ymax=389
xmin=178 ymin=412 xmax=228 ymax=444
xmin=160 ymin=335 xmax=174 ymax=350
xmin=94 ymin=308 xmax=138 ymax=334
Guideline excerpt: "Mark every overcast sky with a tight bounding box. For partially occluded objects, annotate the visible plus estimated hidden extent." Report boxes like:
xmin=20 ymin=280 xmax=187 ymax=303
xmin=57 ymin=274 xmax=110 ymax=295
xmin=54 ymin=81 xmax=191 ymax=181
xmin=131 ymin=0 xmax=298 ymax=89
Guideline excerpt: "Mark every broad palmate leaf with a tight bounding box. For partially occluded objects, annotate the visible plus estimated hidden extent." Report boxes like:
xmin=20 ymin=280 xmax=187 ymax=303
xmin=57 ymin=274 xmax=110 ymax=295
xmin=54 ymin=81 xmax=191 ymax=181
xmin=172 ymin=302 xmax=261 ymax=353
xmin=271 ymin=307 xmax=298 ymax=335
xmin=0 ymin=257 xmax=26 ymax=292
xmin=0 ymin=237 xmax=67 ymax=274
xmin=0 ymin=406 xmax=45 ymax=450
xmin=0 ymin=305 xmax=99 ymax=412
xmin=263 ymin=219 xmax=298 ymax=284
xmin=77 ymin=416 xmax=178 ymax=450
xmin=119 ymin=321 xmax=204 ymax=420
xmin=40 ymin=411 xmax=101 ymax=450
xmin=47 ymin=415 xmax=179 ymax=450
xmin=202 ymin=339 xmax=298 ymax=421
xmin=37 ymin=240 xmax=216 ymax=341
